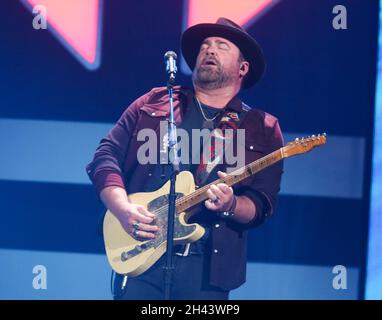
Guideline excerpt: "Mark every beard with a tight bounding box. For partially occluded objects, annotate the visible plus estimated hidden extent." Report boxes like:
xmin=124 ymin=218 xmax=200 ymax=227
xmin=192 ymin=62 xmax=236 ymax=90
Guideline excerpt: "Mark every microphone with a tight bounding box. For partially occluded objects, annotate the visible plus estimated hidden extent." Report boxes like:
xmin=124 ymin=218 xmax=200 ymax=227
xmin=164 ymin=51 xmax=178 ymax=83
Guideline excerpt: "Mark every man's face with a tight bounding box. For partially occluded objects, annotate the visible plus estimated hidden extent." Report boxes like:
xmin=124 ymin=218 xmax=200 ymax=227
xmin=192 ymin=36 xmax=244 ymax=90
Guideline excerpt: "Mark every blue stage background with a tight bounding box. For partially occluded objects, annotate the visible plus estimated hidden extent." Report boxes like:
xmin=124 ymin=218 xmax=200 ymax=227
xmin=0 ymin=0 xmax=379 ymax=299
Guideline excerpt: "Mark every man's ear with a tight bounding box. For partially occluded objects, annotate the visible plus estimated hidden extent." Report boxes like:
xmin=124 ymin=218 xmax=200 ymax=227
xmin=239 ymin=61 xmax=249 ymax=78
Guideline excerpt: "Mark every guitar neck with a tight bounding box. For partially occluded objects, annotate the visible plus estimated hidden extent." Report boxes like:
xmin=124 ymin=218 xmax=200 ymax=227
xmin=176 ymin=148 xmax=284 ymax=213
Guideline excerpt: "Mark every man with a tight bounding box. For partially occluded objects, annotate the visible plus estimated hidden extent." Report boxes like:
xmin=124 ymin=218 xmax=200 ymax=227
xmin=86 ymin=18 xmax=284 ymax=300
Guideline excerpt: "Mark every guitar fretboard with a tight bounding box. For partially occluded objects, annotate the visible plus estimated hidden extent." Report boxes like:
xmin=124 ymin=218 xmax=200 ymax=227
xmin=175 ymin=148 xmax=284 ymax=213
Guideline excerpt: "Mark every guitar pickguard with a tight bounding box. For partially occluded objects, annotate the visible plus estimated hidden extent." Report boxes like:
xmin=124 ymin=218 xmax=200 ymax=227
xmin=120 ymin=192 xmax=197 ymax=261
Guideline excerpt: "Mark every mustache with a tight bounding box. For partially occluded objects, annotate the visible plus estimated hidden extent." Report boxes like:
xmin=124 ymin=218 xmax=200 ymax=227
xmin=200 ymin=57 xmax=220 ymax=66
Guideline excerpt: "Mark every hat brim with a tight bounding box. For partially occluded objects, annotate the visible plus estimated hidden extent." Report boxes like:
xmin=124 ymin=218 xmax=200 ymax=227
xmin=181 ymin=23 xmax=266 ymax=89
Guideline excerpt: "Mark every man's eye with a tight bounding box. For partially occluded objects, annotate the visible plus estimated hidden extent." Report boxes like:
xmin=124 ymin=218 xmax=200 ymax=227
xmin=218 ymin=43 xmax=229 ymax=50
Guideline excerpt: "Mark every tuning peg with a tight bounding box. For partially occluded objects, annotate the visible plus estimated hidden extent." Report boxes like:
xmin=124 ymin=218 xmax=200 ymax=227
xmin=323 ymin=132 xmax=327 ymax=137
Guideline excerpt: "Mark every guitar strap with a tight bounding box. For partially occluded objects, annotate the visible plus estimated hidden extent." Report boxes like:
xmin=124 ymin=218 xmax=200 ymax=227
xmin=195 ymin=102 xmax=250 ymax=186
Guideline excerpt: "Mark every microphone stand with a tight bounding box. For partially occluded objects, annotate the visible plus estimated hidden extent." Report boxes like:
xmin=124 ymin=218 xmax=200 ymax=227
xmin=163 ymin=75 xmax=180 ymax=300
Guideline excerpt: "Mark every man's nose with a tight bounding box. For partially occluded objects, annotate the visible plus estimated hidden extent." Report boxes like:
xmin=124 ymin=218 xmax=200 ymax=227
xmin=206 ymin=45 xmax=217 ymax=56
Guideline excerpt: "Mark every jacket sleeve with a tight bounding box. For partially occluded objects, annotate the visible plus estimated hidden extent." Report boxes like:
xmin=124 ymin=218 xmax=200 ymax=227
xmin=234 ymin=117 xmax=284 ymax=228
xmin=85 ymin=92 xmax=150 ymax=196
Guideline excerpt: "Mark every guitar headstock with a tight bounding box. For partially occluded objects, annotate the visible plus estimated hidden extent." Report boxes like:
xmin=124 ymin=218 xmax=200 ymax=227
xmin=282 ymin=133 xmax=327 ymax=158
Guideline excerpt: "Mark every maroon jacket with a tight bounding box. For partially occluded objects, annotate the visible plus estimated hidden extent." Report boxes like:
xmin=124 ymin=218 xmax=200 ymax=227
xmin=86 ymin=86 xmax=284 ymax=290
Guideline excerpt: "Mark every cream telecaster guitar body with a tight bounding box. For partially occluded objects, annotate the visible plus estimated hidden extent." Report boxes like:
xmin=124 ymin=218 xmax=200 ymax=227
xmin=103 ymin=134 xmax=327 ymax=276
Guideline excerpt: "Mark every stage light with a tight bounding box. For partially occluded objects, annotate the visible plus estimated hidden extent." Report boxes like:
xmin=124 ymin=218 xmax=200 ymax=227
xmin=185 ymin=0 xmax=278 ymax=28
xmin=21 ymin=0 xmax=103 ymax=70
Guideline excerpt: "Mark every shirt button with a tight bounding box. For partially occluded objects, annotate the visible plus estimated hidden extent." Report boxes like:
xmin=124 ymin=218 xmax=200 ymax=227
xmin=148 ymin=173 xmax=152 ymax=176
xmin=213 ymin=249 xmax=218 ymax=254
xmin=249 ymin=145 xmax=254 ymax=150
xmin=215 ymin=224 xmax=220 ymax=228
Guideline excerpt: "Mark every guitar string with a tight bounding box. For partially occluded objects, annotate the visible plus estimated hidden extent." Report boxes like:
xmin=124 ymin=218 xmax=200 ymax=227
xmin=169 ymin=138 xmax=321 ymax=213
xmin=148 ymin=138 xmax=322 ymax=216
xmin=173 ymin=150 xmax=279 ymax=206
xmin=152 ymin=150 xmax=280 ymax=215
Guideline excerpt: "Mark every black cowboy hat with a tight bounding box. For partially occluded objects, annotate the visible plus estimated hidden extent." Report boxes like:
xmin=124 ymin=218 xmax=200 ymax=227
xmin=181 ymin=17 xmax=266 ymax=89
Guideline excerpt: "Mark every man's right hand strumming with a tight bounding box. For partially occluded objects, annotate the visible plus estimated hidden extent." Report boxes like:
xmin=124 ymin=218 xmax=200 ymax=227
xmin=100 ymin=186 xmax=158 ymax=240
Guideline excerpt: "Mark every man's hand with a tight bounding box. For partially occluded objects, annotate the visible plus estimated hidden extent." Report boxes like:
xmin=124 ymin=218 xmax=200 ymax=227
xmin=100 ymin=186 xmax=158 ymax=240
xmin=117 ymin=204 xmax=159 ymax=240
xmin=204 ymin=171 xmax=235 ymax=212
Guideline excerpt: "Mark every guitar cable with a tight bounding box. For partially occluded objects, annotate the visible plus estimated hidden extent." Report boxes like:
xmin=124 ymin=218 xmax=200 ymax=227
xmin=110 ymin=270 xmax=116 ymax=298
xmin=110 ymin=270 xmax=128 ymax=299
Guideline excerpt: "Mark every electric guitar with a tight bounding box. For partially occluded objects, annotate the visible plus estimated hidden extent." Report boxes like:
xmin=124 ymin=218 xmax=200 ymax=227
xmin=103 ymin=134 xmax=326 ymax=276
